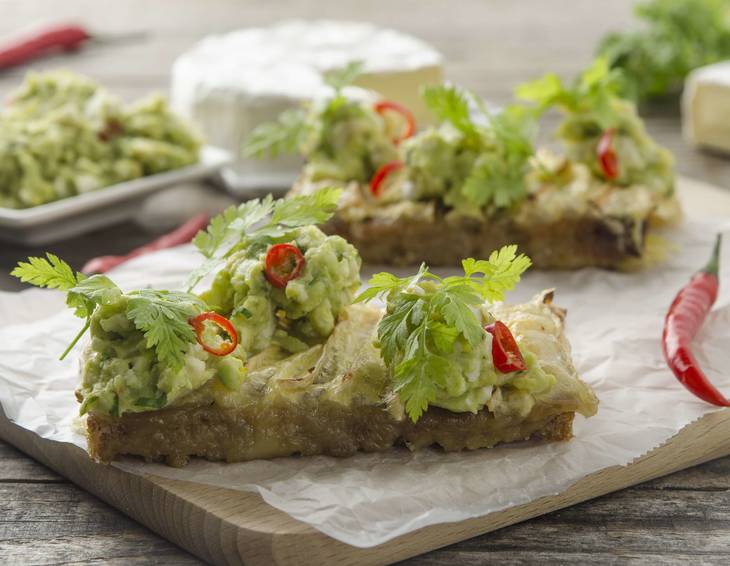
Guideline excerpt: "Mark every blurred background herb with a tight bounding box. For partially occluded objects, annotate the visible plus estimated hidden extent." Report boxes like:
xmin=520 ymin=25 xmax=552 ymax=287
xmin=598 ymin=0 xmax=730 ymax=101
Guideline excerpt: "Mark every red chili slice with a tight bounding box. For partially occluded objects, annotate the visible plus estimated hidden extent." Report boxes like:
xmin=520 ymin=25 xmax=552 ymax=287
xmin=264 ymin=243 xmax=305 ymax=288
xmin=370 ymin=160 xmax=405 ymax=197
xmin=597 ymin=128 xmax=619 ymax=180
xmin=485 ymin=321 xmax=528 ymax=373
xmin=373 ymin=100 xmax=416 ymax=144
xmin=189 ymin=312 xmax=239 ymax=356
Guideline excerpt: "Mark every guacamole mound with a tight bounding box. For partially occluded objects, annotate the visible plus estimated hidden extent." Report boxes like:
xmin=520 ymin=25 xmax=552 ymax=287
xmin=201 ymin=225 xmax=362 ymax=356
xmin=302 ymin=96 xmax=398 ymax=183
xmin=0 ymin=70 xmax=201 ymax=209
xmin=558 ymin=98 xmax=675 ymax=197
xmin=79 ymin=294 xmax=245 ymax=417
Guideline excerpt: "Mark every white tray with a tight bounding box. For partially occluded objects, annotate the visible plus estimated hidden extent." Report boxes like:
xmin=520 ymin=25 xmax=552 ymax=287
xmin=0 ymin=146 xmax=232 ymax=246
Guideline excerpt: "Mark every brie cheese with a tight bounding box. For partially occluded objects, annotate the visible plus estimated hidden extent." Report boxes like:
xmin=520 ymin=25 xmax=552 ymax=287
xmin=683 ymin=61 xmax=730 ymax=153
xmin=171 ymin=20 xmax=443 ymax=192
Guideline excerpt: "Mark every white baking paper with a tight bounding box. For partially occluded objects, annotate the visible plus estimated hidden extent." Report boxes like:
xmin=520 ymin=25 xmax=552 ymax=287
xmin=1 ymin=218 xmax=730 ymax=548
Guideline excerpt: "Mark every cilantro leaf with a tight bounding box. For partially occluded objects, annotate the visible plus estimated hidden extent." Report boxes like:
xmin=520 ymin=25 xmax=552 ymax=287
xmin=186 ymin=188 xmax=342 ymax=291
xmin=358 ymin=246 xmax=531 ymax=422
xmin=126 ymin=289 xmax=206 ymax=372
xmin=597 ymin=0 xmax=730 ymax=101
xmin=323 ymin=60 xmax=364 ymax=92
xmin=270 ymin=186 xmax=341 ymax=227
xmin=193 ymin=196 xmax=275 ymax=260
xmin=515 ymin=73 xmax=564 ymax=108
xmin=243 ymin=108 xmax=309 ymax=159
xmin=67 ymin=275 xmax=120 ymax=319
xmin=11 ymin=253 xmax=82 ymax=290
xmin=421 ymin=84 xmax=479 ymax=139
xmin=516 ymin=57 xmax=624 ymax=129
xmin=432 ymin=284 xmax=484 ymax=346
xmin=11 ymin=255 xmax=124 ymax=359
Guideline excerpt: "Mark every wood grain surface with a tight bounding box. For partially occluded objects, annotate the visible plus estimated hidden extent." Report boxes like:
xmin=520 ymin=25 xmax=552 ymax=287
xmin=2 ymin=1 xmax=730 ymax=564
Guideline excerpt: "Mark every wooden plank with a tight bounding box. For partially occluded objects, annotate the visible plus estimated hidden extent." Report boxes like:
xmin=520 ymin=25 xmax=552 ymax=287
xmin=1 ymin=403 xmax=730 ymax=566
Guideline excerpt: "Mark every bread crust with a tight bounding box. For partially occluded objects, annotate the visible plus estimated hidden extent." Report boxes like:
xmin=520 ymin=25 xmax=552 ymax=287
xmin=87 ymin=404 xmax=575 ymax=467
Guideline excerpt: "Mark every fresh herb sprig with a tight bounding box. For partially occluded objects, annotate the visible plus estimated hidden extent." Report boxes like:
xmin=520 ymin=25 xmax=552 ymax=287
xmin=598 ymin=0 xmax=730 ymax=101
xmin=12 ymin=255 xmax=205 ymax=370
xmin=516 ymin=57 xmax=624 ymax=129
xmin=421 ymin=84 xmax=537 ymax=209
xmin=243 ymin=61 xmax=364 ymax=159
xmin=356 ymin=245 xmax=531 ymax=422
xmin=185 ymin=187 xmax=342 ymax=291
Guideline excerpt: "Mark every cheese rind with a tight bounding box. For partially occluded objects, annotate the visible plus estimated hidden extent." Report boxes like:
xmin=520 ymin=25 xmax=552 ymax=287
xmin=170 ymin=20 xmax=443 ymax=191
xmin=683 ymin=61 xmax=730 ymax=153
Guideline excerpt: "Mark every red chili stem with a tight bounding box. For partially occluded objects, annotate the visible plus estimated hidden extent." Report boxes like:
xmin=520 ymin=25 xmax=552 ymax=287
xmin=373 ymin=100 xmax=416 ymax=144
xmin=369 ymin=160 xmax=405 ymax=197
xmin=189 ymin=312 xmax=239 ymax=357
xmin=81 ymin=213 xmax=209 ymax=274
xmin=662 ymin=234 xmax=729 ymax=407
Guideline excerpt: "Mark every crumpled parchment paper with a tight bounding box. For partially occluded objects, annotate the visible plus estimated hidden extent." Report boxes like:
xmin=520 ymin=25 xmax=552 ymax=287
xmin=1 ymin=219 xmax=729 ymax=548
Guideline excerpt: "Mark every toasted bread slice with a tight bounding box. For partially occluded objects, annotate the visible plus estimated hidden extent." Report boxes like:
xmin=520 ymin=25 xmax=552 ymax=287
xmin=289 ymin=172 xmax=681 ymax=270
xmin=86 ymin=293 xmax=598 ymax=466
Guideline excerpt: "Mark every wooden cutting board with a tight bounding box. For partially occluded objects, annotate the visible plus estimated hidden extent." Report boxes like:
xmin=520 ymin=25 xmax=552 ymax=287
xmin=1 ymin=176 xmax=729 ymax=566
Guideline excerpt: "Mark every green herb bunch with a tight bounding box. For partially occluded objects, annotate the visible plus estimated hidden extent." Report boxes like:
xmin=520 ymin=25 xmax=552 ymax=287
xmin=598 ymin=0 xmax=730 ymax=101
xmin=356 ymin=246 xmax=531 ymax=422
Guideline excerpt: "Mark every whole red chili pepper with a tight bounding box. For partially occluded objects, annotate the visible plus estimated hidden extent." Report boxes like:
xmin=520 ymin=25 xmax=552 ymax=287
xmin=485 ymin=321 xmax=528 ymax=373
xmin=662 ymin=234 xmax=729 ymax=406
xmin=597 ymin=128 xmax=619 ymax=180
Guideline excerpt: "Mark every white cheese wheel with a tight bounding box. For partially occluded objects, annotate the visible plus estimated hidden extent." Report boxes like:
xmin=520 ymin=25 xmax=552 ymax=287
xmin=683 ymin=61 xmax=730 ymax=154
xmin=170 ymin=19 xmax=443 ymax=192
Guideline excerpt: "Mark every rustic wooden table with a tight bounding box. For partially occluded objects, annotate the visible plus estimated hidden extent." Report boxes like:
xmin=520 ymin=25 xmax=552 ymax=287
xmin=2 ymin=1 xmax=730 ymax=564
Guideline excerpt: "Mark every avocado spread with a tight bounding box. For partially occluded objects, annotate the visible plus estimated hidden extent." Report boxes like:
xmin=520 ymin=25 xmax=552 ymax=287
xmin=79 ymin=292 xmax=246 ymax=417
xmin=301 ymin=95 xmax=399 ymax=184
xmin=201 ymin=225 xmax=361 ymax=356
xmin=0 ymin=70 xmax=201 ymax=209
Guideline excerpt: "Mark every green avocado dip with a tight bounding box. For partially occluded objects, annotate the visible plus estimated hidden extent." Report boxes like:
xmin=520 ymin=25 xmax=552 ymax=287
xmin=517 ymin=57 xmax=675 ymax=197
xmin=0 ymin=70 xmax=201 ymax=209
xmin=300 ymin=95 xmax=399 ymax=184
xmin=79 ymin=292 xmax=246 ymax=417
xmin=201 ymin=224 xmax=362 ymax=356
xmin=243 ymin=62 xmax=398 ymax=184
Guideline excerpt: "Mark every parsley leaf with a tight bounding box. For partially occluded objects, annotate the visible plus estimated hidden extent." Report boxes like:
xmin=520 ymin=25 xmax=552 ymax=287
xmin=11 ymin=253 xmax=82 ymax=290
xmin=11 ymin=254 xmax=207 ymax=369
xmin=67 ymin=275 xmax=120 ymax=319
xmin=421 ymin=84 xmax=479 ymax=140
xmin=185 ymin=187 xmax=342 ymax=291
xmin=126 ymin=289 xmax=206 ymax=372
xmin=269 ymin=187 xmax=341 ymax=227
xmin=516 ymin=57 xmax=624 ymax=129
xmin=356 ymin=246 xmax=531 ymax=422
xmin=242 ymin=108 xmax=309 ymax=159
xmin=597 ymin=0 xmax=730 ymax=101
xmin=323 ymin=60 xmax=364 ymax=92
xmin=11 ymin=254 xmax=123 ymax=359
xmin=243 ymin=60 xmax=363 ymax=159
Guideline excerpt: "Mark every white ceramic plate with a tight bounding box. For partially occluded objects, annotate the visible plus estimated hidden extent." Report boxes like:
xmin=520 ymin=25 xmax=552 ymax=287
xmin=0 ymin=146 xmax=232 ymax=246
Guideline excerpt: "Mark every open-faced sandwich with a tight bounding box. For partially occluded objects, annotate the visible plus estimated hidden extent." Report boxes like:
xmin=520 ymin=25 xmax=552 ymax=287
xmin=246 ymin=59 xmax=680 ymax=269
xmin=12 ymin=189 xmax=597 ymax=466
